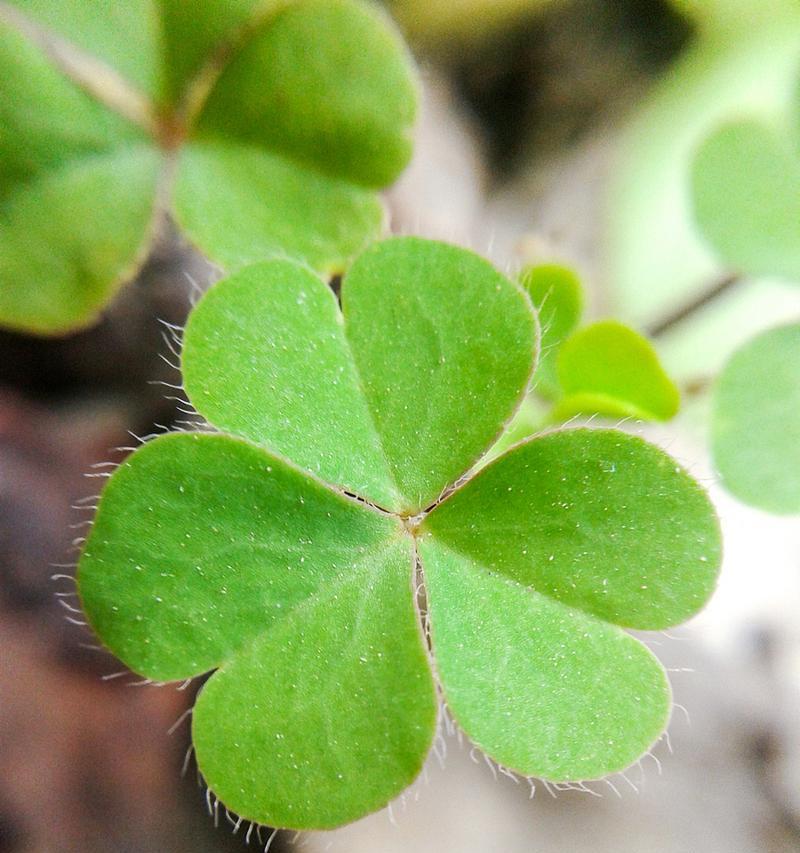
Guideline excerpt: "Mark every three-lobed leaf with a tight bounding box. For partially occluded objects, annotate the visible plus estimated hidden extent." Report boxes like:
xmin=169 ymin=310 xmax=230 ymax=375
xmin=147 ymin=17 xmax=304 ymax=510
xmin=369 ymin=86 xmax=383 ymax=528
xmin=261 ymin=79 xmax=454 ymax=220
xmin=78 ymin=238 xmax=722 ymax=830
xmin=0 ymin=0 xmax=417 ymax=332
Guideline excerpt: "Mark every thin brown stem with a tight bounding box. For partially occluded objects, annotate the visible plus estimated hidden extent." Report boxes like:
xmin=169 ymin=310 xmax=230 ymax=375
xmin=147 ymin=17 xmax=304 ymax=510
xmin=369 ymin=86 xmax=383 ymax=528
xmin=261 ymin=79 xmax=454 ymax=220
xmin=646 ymin=272 xmax=743 ymax=338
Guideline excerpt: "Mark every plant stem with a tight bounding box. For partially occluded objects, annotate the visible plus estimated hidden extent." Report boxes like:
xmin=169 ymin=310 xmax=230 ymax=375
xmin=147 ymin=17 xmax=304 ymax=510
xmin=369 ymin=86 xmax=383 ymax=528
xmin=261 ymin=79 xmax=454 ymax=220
xmin=646 ymin=272 xmax=742 ymax=338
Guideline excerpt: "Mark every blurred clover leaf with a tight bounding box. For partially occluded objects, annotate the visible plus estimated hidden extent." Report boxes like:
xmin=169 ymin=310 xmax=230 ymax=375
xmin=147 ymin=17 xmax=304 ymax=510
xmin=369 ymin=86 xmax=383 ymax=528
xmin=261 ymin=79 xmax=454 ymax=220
xmin=691 ymin=118 xmax=800 ymax=281
xmin=78 ymin=237 xmax=721 ymax=830
xmin=712 ymin=323 xmax=800 ymax=514
xmin=690 ymin=84 xmax=800 ymax=513
xmin=0 ymin=0 xmax=417 ymax=334
xmin=607 ymin=0 xmax=800 ymax=327
xmin=521 ymin=263 xmax=680 ymax=423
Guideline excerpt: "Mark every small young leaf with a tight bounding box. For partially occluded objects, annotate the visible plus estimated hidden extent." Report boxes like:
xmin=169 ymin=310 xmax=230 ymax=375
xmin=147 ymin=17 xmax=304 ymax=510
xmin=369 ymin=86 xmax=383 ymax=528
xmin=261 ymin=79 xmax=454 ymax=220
xmin=692 ymin=119 xmax=800 ymax=281
xmin=422 ymin=428 xmax=721 ymax=630
xmin=555 ymin=320 xmax=680 ymax=422
xmin=520 ymin=263 xmax=583 ymax=399
xmin=421 ymin=537 xmax=671 ymax=781
xmin=712 ymin=323 xmax=800 ymax=513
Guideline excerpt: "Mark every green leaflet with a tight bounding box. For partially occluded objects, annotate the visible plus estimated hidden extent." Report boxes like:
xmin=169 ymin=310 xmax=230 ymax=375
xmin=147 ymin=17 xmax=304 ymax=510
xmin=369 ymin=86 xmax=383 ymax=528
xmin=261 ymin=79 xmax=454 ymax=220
xmin=712 ymin=324 xmax=800 ymax=513
xmin=555 ymin=320 xmax=680 ymax=422
xmin=194 ymin=0 xmax=417 ymax=189
xmin=342 ymin=238 xmax=538 ymax=511
xmin=79 ymin=431 xmax=437 ymax=829
xmin=0 ymin=0 xmax=417 ymax=333
xmin=520 ymin=263 xmax=583 ymax=400
xmin=173 ymin=141 xmax=382 ymax=275
xmin=6 ymin=0 xmax=165 ymax=101
xmin=78 ymin=432 xmax=407 ymax=681
xmin=193 ymin=547 xmax=437 ymax=830
xmin=0 ymin=146 xmax=160 ymax=334
xmin=420 ymin=538 xmax=671 ymax=781
xmin=0 ymin=20 xmax=159 ymax=333
xmin=418 ymin=428 xmax=719 ymax=779
xmin=79 ymin=240 xmax=722 ymax=830
xmin=692 ymin=119 xmax=800 ymax=282
xmin=181 ymin=258 xmax=400 ymax=509
xmin=422 ymin=429 xmax=721 ymax=630
xmin=183 ymin=238 xmax=539 ymax=513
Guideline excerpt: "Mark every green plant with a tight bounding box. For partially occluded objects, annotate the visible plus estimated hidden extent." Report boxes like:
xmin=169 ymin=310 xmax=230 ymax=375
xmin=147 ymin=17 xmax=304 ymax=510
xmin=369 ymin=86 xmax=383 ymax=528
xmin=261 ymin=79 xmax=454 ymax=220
xmin=521 ymin=264 xmax=680 ymax=422
xmin=0 ymin=0 xmax=416 ymax=333
xmin=77 ymin=237 xmax=721 ymax=831
xmin=606 ymin=0 xmax=800 ymax=326
xmin=688 ymin=79 xmax=800 ymax=514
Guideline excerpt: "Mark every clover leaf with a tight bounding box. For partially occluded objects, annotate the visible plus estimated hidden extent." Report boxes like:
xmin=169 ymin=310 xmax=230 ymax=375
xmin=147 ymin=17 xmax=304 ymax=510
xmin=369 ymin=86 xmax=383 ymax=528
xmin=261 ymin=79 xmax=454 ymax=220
xmin=78 ymin=237 xmax=722 ymax=830
xmin=0 ymin=0 xmax=416 ymax=333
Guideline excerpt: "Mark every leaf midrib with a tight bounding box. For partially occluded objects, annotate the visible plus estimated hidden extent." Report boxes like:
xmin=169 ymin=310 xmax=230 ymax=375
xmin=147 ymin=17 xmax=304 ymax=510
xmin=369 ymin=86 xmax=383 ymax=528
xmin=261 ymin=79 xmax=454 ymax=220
xmin=209 ymin=530 xmax=414 ymax=680
xmin=418 ymin=534 xmax=643 ymax=635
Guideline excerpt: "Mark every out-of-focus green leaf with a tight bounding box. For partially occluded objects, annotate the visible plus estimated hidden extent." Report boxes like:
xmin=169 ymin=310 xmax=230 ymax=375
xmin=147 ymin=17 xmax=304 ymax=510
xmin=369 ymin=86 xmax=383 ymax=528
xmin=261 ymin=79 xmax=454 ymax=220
xmin=174 ymin=141 xmax=382 ymax=275
xmin=692 ymin=119 xmax=800 ymax=282
xmin=606 ymin=9 xmax=800 ymax=326
xmin=555 ymin=320 xmax=680 ymax=422
xmin=0 ymin=20 xmax=159 ymax=333
xmin=0 ymin=146 xmax=160 ymax=333
xmin=196 ymin=0 xmax=416 ymax=189
xmin=712 ymin=323 xmax=800 ymax=513
xmin=0 ymin=0 xmax=418 ymax=333
xmin=6 ymin=0 xmax=165 ymax=100
xmin=520 ymin=263 xmax=583 ymax=399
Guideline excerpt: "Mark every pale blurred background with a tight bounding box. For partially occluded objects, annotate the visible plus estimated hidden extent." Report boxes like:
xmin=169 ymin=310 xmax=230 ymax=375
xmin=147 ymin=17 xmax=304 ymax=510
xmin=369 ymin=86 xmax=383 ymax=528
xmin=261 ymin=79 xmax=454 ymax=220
xmin=2 ymin=1 xmax=799 ymax=851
